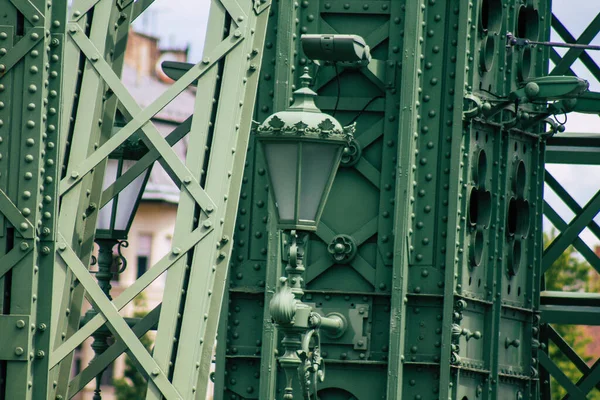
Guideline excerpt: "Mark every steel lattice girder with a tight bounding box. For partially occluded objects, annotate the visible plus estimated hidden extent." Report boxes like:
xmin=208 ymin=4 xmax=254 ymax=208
xmin=51 ymin=2 xmax=272 ymax=400
xmin=540 ymin=4 xmax=600 ymax=400
xmin=0 ymin=0 xmax=273 ymax=399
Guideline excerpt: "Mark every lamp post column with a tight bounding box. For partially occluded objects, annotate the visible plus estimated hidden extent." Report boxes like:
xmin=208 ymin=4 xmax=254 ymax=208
xmin=83 ymin=238 xmax=127 ymax=400
xmin=270 ymin=231 xmax=346 ymax=399
xmin=270 ymin=231 xmax=311 ymax=400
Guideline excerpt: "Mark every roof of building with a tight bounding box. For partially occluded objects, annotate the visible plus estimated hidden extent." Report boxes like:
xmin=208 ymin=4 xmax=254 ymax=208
xmin=122 ymin=30 xmax=195 ymax=204
xmin=122 ymin=65 xmax=195 ymax=124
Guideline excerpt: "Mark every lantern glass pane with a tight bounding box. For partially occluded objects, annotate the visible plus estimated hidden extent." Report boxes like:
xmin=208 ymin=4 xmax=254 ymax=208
xmin=97 ymin=159 xmax=119 ymax=230
xmin=263 ymin=142 xmax=298 ymax=221
xmin=114 ymin=160 xmax=146 ymax=230
xmin=299 ymin=143 xmax=339 ymax=221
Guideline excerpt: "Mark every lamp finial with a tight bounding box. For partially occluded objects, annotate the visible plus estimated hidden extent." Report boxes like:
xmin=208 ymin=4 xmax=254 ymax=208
xmin=300 ymin=67 xmax=312 ymax=88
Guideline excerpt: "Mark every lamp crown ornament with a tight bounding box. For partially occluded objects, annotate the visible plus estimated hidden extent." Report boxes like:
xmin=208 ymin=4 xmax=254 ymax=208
xmin=257 ymin=67 xmax=355 ymax=140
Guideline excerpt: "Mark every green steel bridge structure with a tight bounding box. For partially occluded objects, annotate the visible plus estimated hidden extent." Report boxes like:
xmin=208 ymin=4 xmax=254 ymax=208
xmin=0 ymin=0 xmax=598 ymax=399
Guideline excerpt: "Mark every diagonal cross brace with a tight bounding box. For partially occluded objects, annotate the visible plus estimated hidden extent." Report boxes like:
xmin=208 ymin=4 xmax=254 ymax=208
xmin=309 ymin=219 xmax=378 ymax=285
xmin=575 ymin=358 xmax=600 ymax=397
xmin=0 ymin=189 xmax=34 ymax=238
xmin=551 ymin=14 xmax=600 ymax=83
xmin=56 ymin=237 xmax=183 ymax=399
xmin=543 ymin=201 xmax=600 ymax=274
xmin=7 ymin=0 xmax=44 ymax=25
xmin=0 ymin=27 xmax=43 ymax=78
xmin=545 ymin=171 xmax=600 ymax=241
xmin=547 ymin=325 xmax=592 ymax=377
xmin=69 ymin=0 xmax=103 ymax=21
xmin=543 ymin=189 xmax=600 ymax=273
xmin=67 ymin=305 xmax=161 ymax=397
xmin=0 ymin=243 xmax=33 ymax=279
xmin=59 ymin=24 xmax=245 ymax=213
xmin=50 ymin=223 xmax=213 ymax=368
xmin=551 ymin=13 xmax=600 ymax=76
xmin=100 ymin=116 xmax=192 ymax=208
xmin=539 ymin=351 xmax=586 ymax=399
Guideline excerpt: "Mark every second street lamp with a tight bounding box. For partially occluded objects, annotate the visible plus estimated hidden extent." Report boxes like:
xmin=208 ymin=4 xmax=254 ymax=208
xmin=84 ymin=113 xmax=152 ymax=400
xmin=256 ymin=67 xmax=354 ymax=399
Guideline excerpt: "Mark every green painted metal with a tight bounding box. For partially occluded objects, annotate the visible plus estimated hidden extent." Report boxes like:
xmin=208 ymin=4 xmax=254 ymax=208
xmin=0 ymin=0 xmax=599 ymax=399
xmin=0 ymin=0 xmax=67 ymax=398
xmin=215 ymin=0 xmax=593 ymax=399
xmin=1 ymin=0 xmax=272 ymax=398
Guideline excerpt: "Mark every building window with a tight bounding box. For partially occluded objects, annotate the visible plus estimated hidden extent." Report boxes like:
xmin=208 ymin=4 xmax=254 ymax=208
xmin=137 ymin=234 xmax=152 ymax=279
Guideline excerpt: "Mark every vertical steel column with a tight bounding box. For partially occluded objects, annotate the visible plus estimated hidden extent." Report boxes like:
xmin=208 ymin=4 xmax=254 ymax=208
xmin=50 ymin=2 xmax=135 ymax=397
xmin=386 ymin=0 xmax=425 ymax=398
xmin=258 ymin=1 xmax=298 ymax=398
xmin=146 ymin=1 xmax=272 ymax=399
xmin=0 ymin=0 xmax=67 ymax=398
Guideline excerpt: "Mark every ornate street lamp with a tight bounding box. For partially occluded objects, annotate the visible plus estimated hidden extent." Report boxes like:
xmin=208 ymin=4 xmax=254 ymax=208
xmin=256 ymin=68 xmax=353 ymax=399
xmin=257 ymin=68 xmax=353 ymax=232
xmin=85 ymin=113 xmax=152 ymax=400
xmin=95 ymin=114 xmax=151 ymax=241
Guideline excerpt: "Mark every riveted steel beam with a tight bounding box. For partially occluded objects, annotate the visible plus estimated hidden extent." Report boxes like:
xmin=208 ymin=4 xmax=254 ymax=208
xmin=0 ymin=0 xmax=69 ymax=397
xmin=67 ymin=304 xmax=161 ymax=397
xmin=543 ymin=201 xmax=600 ymax=274
xmin=50 ymin=2 xmax=135 ymax=397
xmin=49 ymin=223 xmax=213 ymax=368
xmin=540 ymin=351 xmax=586 ymax=398
xmin=551 ymin=13 xmax=600 ymax=77
xmin=99 ymin=116 xmax=192 ymax=209
xmin=551 ymin=14 xmax=600 ymax=86
xmin=543 ymin=190 xmax=600 ymax=272
xmin=56 ymin=237 xmax=183 ymax=398
xmin=0 ymin=27 xmax=43 ymax=76
xmin=6 ymin=0 xmax=44 ymax=24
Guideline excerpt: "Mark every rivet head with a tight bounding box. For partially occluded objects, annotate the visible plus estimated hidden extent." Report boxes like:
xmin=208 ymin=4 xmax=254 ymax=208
xmin=16 ymin=320 xmax=25 ymax=329
xmin=14 ymin=347 xmax=24 ymax=356
xmin=151 ymin=368 xmax=160 ymax=376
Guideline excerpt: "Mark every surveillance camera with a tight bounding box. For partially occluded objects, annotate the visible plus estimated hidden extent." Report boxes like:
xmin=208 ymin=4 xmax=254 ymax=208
xmin=301 ymin=34 xmax=371 ymax=64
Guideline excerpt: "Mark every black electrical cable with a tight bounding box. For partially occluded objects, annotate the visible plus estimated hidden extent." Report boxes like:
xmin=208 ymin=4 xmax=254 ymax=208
xmin=480 ymin=87 xmax=508 ymax=99
xmin=332 ymin=63 xmax=340 ymax=117
xmin=348 ymin=95 xmax=385 ymax=125
xmin=554 ymin=111 xmax=568 ymax=126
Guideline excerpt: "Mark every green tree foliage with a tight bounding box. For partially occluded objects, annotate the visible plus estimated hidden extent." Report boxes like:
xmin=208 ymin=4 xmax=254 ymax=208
xmin=544 ymin=233 xmax=599 ymax=399
xmin=113 ymin=296 xmax=153 ymax=400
